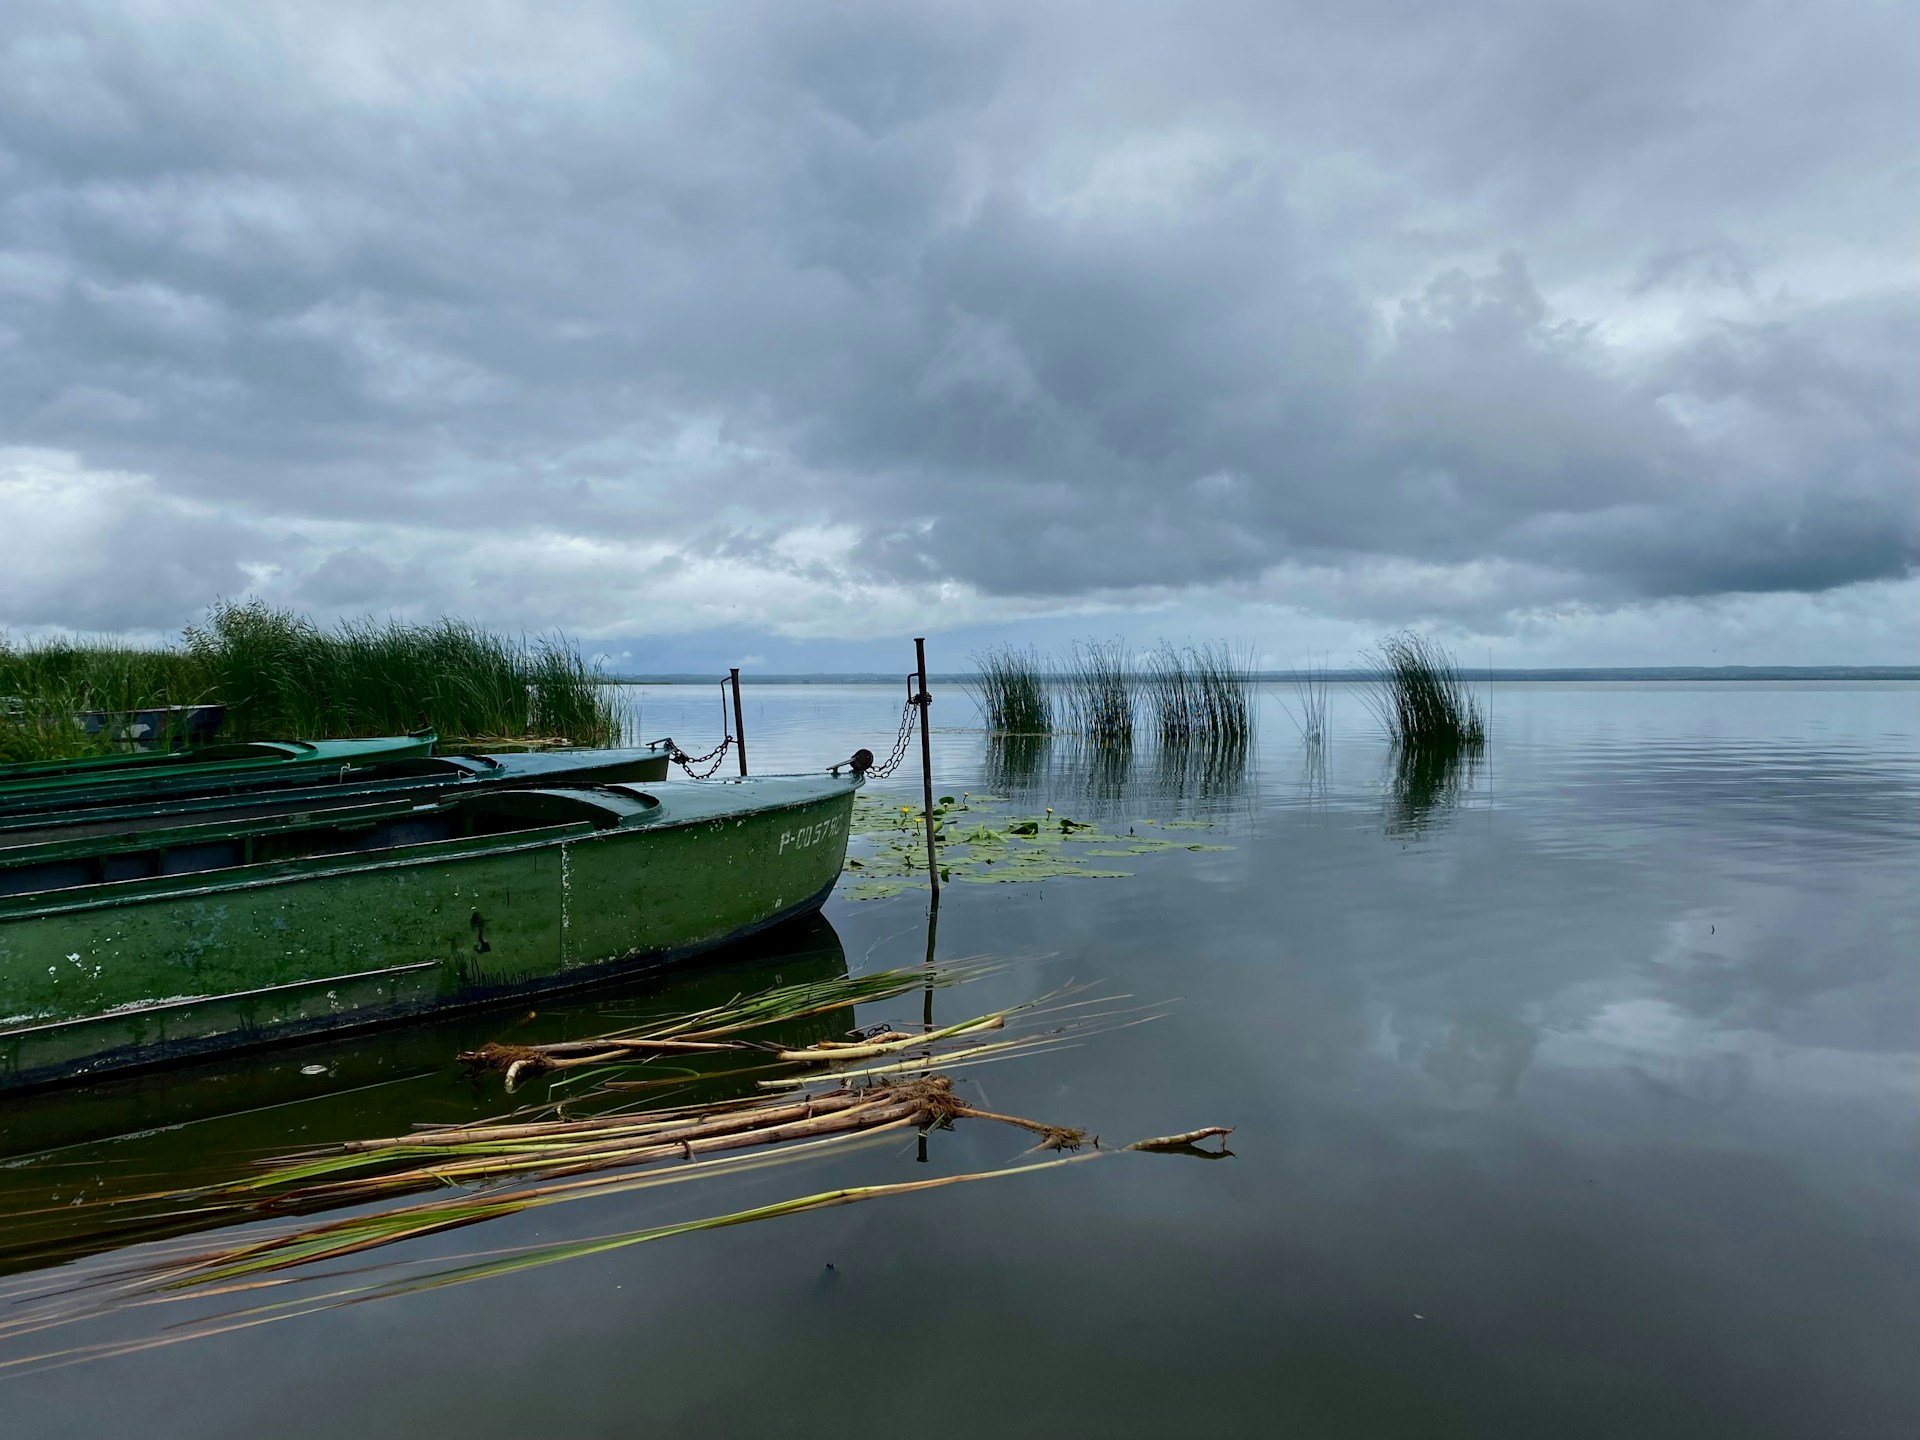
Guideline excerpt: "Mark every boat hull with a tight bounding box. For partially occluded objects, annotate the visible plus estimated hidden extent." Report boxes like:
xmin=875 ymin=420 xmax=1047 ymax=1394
xmin=0 ymin=776 xmax=856 ymax=1090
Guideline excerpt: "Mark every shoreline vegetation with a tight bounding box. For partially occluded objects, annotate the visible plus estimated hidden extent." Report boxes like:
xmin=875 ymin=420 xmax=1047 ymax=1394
xmin=1 ymin=600 xmax=621 ymax=761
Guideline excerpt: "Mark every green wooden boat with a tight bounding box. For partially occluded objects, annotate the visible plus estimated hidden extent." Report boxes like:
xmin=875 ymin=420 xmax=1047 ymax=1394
xmin=0 ymin=733 xmax=440 ymax=817
xmin=0 ymin=771 xmax=859 ymax=1090
xmin=0 ymin=743 xmax=674 ymax=841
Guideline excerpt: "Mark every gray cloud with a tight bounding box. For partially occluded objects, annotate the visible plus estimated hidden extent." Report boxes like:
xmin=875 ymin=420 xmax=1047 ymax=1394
xmin=0 ymin=0 xmax=1913 ymax=654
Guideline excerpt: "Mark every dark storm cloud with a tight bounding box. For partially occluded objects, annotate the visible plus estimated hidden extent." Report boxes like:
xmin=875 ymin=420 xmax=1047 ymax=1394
xmin=0 ymin=0 xmax=1912 ymax=635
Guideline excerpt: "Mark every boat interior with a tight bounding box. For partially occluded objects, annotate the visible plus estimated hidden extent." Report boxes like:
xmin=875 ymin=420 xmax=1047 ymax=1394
xmin=0 ymin=787 xmax=660 ymax=902
xmin=0 ymin=748 xmax=669 ymax=829
xmin=0 ymin=758 xmax=498 ymax=838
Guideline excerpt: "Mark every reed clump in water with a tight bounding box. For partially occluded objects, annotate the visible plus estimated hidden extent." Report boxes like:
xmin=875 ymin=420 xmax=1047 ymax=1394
xmin=1063 ymin=639 xmax=1133 ymax=747
xmin=1363 ymin=632 xmax=1485 ymax=750
xmin=1141 ymin=642 xmax=1253 ymax=744
xmin=970 ymin=645 xmax=1052 ymax=734
xmin=1 ymin=601 xmax=621 ymax=753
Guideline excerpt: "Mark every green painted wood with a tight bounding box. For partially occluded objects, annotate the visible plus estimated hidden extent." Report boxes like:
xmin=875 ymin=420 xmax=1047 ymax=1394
xmin=0 ymin=733 xmax=443 ymax=820
xmin=0 ymin=733 xmax=438 ymax=790
xmin=0 ymin=774 xmax=857 ymax=1089
xmin=0 ymin=745 xmax=670 ymax=834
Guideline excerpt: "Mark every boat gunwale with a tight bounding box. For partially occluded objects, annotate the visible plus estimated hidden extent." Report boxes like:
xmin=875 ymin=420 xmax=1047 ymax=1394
xmin=0 ymin=819 xmax=606 ymax=918
xmin=0 ymin=794 xmax=464 ymax=869
xmin=0 ymin=739 xmax=316 ymax=782
xmin=0 ymin=746 xmax=679 ymax=838
xmin=0 ymin=734 xmax=439 ymax=805
xmin=0 ymin=776 xmax=858 ymax=921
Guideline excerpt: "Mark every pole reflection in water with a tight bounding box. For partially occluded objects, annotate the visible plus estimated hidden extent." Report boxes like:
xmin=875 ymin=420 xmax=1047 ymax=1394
xmin=918 ymin=896 xmax=939 ymax=1164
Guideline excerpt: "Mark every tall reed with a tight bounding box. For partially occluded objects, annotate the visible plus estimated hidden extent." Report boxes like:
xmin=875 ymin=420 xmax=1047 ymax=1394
xmin=3 ymin=601 xmax=622 ymax=752
xmin=1281 ymin=660 xmax=1329 ymax=745
xmin=970 ymin=645 xmax=1052 ymax=734
xmin=0 ymin=637 xmax=210 ymax=761
xmin=184 ymin=601 xmax=618 ymax=744
xmin=1063 ymin=639 xmax=1133 ymax=747
xmin=1362 ymin=632 xmax=1485 ymax=749
xmin=1141 ymin=642 xmax=1253 ymax=743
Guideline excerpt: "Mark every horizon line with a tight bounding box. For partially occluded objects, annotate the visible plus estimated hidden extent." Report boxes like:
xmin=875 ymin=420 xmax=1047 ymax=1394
xmin=606 ymin=664 xmax=1920 ymax=684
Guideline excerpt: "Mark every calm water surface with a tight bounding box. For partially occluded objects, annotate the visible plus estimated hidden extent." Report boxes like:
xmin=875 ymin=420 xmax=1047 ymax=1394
xmin=6 ymin=682 xmax=1917 ymax=1438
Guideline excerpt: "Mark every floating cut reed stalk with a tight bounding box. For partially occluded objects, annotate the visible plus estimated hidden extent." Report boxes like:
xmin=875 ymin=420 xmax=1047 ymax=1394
xmin=1362 ymin=632 xmax=1485 ymax=749
xmin=0 ymin=1123 xmax=1230 ymax=1374
xmin=1063 ymin=639 xmax=1133 ymax=747
xmin=1141 ymin=642 xmax=1252 ymax=744
xmin=970 ymin=645 xmax=1052 ymax=734
xmin=0 ymin=960 xmax=1228 ymax=1371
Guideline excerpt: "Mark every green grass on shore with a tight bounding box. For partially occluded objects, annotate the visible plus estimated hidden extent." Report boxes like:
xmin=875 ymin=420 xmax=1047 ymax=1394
xmin=2 ymin=600 xmax=621 ymax=760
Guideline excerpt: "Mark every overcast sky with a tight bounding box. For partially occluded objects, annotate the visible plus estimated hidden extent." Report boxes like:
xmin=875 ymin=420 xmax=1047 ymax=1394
xmin=1 ymin=0 xmax=1913 ymax=670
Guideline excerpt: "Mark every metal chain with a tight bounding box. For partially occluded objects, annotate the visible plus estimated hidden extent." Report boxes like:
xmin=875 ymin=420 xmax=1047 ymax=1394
xmin=866 ymin=688 xmax=919 ymax=780
xmin=665 ymin=677 xmax=737 ymax=778
xmin=668 ymin=735 xmax=733 ymax=779
xmin=667 ymin=674 xmax=921 ymax=781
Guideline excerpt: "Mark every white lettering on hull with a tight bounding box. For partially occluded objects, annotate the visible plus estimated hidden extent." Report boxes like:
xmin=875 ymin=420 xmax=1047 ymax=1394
xmin=778 ymin=815 xmax=843 ymax=854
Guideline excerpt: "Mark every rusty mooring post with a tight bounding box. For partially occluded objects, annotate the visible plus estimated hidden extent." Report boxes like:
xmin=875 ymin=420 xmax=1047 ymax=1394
xmin=914 ymin=637 xmax=939 ymax=901
xmin=729 ymin=668 xmax=747 ymax=776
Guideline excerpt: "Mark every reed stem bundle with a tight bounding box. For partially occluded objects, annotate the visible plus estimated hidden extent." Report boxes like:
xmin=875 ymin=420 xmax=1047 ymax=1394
xmin=1141 ymin=642 xmax=1252 ymax=744
xmin=1362 ymin=631 xmax=1485 ymax=749
xmin=1282 ymin=660 xmax=1329 ymax=745
xmin=969 ymin=645 xmax=1052 ymax=734
xmin=1063 ymin=639 xmax=1133 ymax=746
xmin=0 ymin=962 xmax=1228 ymax=1369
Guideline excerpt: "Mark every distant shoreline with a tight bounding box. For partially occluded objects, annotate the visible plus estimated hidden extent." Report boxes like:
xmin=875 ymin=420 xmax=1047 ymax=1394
xmin=608 ymin=666 xmax=1920 ymax=685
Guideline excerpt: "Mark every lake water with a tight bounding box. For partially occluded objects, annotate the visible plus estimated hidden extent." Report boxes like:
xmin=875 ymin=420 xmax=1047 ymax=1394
xmin=5 ymin=681 xmax=1916 ymax=1438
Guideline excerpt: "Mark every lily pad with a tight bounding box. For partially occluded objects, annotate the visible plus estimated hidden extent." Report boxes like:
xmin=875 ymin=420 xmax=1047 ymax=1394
xmin=844 ymin=791 xmax=1232 ymax=900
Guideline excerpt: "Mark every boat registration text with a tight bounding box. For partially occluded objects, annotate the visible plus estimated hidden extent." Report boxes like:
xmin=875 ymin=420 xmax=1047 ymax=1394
xmin=778 ymin=815 xmax=843 ymax=853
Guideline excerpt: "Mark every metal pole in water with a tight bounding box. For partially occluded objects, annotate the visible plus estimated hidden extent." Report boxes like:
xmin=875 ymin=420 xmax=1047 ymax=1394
xmin=729 ymin=668 xmax=748 ymax=777
xmin=914 ymin=637 xmax=939 ymax=901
